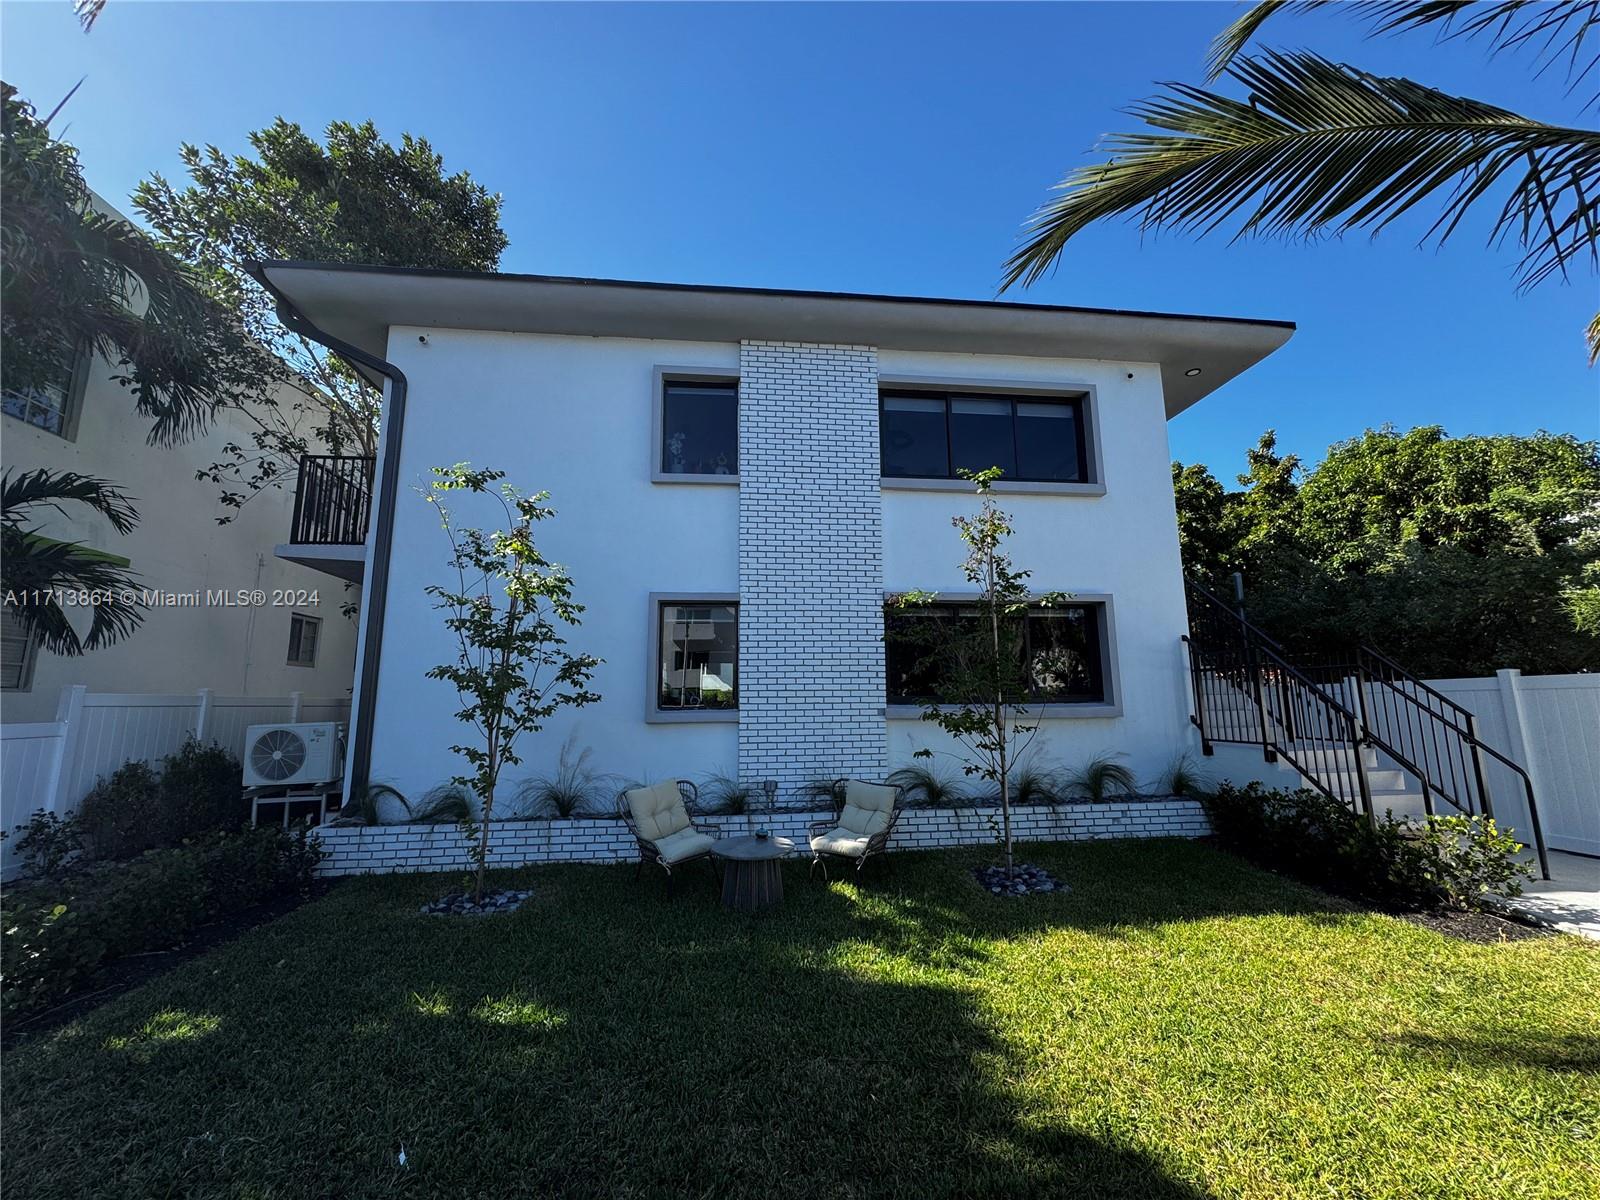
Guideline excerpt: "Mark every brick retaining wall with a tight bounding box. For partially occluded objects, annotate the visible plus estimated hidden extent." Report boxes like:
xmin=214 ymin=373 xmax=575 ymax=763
xmin=314 ymin=798 xmax=1209 ymax=876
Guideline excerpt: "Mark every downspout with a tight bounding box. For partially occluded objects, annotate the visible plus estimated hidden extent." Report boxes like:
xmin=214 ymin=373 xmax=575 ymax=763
xmin=245 ymin=261 xmax=407 ymax=802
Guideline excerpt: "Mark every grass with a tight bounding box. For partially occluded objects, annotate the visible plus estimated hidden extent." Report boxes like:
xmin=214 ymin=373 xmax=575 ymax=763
xmin=3 ymin=840 xmax=1596 ymax=1199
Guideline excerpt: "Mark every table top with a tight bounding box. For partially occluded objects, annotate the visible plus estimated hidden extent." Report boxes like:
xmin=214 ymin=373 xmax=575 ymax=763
xmin=712 ymin=835 xmax=795 ymax=862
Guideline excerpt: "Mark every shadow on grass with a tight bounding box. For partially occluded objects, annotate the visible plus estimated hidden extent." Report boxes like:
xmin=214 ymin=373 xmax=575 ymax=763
xmin=1380 ymin=1030 xmax=1600 ymax=1076
xmin=0 ymin=840 xmax=1250 ymax=1198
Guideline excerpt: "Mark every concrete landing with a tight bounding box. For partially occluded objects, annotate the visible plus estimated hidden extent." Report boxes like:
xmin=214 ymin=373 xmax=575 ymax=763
xmin=1493 ymin=851 xmax=1600 ymax=941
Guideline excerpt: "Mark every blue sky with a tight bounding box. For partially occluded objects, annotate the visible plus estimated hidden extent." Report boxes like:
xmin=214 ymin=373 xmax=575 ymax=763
xmin=6 ymin=1 xmax=1596 ymax=480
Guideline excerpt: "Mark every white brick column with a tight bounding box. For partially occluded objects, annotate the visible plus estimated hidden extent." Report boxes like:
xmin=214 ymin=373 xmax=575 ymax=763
xmin=737 ymin=341 xmax=887 ymax=799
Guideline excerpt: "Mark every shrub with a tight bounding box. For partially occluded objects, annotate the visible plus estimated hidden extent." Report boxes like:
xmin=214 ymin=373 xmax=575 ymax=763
xmin=156 ymin=739 xmax=249 ymax=842
xmin=77 ymin=760 xmax=162 ymax=860
xmin=699 ymin=770 xmax=754 ymax=816
xmin=10 ymin=810 xmax=85 ymax=880
xmin=888 ymin=762 xmax=968 ymax=808
xmin=1 ymin=825 xmax=323 ymax=1018
xmin=512 ymin=737 xmax=611 ymax=819
xmin=411 ymin=784 xmax=474 ymax=824
xmin=1063 ymin=754 xmax=1138 ymax=803
xmin=1202 ymin=782 xmax=1531 ymax=912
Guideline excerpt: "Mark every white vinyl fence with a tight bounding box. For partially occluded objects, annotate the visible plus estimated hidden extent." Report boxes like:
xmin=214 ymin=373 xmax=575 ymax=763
xmin=1426 ymin=670 xmax=1600 ymax=857
xmin=1 ymin=685 xmax=350 ymax=876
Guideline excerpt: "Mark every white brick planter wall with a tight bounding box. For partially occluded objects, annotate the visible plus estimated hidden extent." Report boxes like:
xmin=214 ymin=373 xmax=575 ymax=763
xmin=313 ymin=798 xmax=1209 ymax=876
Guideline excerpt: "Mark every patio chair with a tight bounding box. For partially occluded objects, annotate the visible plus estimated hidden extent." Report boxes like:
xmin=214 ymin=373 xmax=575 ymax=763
xmin=620 ymin=780 xmax=717 ymax=896
xmin=808 ymin=779 xmax=902 ymax=881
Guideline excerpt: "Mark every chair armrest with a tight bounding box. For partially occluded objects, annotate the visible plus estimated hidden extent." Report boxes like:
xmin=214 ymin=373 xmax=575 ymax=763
xmin=807 ymin=820 xmax=836 ymax=839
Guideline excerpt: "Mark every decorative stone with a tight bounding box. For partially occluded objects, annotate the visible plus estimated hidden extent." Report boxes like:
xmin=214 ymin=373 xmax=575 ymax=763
xmin=972 ymin=863 xmax=1068 ymax=898
xmin=419 ymin=888 xmax=533 ymax=916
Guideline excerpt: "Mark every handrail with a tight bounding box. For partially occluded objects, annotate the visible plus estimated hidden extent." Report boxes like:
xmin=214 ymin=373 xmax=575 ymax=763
xmin=1358 ymin=643 xmax=1478 ymax=726
xmin=1183 ymin=580 xmax=1549 ymax=878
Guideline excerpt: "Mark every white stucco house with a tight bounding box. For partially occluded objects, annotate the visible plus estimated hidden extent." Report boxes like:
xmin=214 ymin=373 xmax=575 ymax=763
xmin=248 ymin=262 xmax=1293 ymax=808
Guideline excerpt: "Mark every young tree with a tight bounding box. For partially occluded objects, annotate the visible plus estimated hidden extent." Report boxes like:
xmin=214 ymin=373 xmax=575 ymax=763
xmin=134 ymin=119 xmax=507 ymax=519
xmin=422 ymin=465 xmax=600 ymax=904
xmin=889 ymin=469 xmax=1067 ymax=877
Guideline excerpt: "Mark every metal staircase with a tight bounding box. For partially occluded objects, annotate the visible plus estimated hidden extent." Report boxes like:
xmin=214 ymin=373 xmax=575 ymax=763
xmin=1183 ymin=579 xmax=1549 ymax=878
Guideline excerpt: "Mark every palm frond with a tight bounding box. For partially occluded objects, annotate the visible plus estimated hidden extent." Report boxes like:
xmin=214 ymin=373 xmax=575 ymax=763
xmin=1211 ymin=2 xmax=1600 ymax=94
xmin=1003 ymin=50 xmax=1600 ymax=296
xmin=2 ymin=468 xmax=138 ymax=534
xmin=1588 ymin=310 xmax=1600 ymax=363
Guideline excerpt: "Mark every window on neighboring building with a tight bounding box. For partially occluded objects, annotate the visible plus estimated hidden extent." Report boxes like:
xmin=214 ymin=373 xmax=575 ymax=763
xmin=657 ymin=600 xmax=738 ymax=710
xmin=2 ymin=349 xmax=82 ymax=439
xmin=659 ymin=379 xmax=738 ymax=478
xmin=880 ymin=390 xmax=1089 ymax=483
xmin=287 ymin=613 xmax=321 ymax=667
xmin=1 ymin=607 xmax=40 ymax=692
xmin=885 ymin=601 xmax=1106 ymax=705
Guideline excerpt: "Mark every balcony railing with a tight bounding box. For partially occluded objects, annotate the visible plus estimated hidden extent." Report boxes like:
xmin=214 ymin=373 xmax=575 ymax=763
xmin=289 ymin=455 xmax=375 ymax=546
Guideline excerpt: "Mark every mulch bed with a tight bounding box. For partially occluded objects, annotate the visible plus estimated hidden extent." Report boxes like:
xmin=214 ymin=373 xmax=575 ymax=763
xmin=1 ymin=880 xmax=338 ymax=1051
xmin=1398 ymin=908 xmax=1554 ymax=944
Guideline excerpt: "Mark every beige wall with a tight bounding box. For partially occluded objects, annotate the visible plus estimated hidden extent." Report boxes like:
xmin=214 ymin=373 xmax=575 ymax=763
xmin=2 ymin=354 xmax=359 ymax=723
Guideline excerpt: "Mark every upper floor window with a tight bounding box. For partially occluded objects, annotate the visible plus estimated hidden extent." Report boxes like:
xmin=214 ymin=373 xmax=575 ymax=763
xmin=287 ymin=613 xmax=321 ymax=667
xmin=659 ymin=379 xmax=738 ymax=479
xmin=880 ymin=389 xmax=1089 ymax=484
xmin=3 ymin=349 xmax=83 ymax=440
xmin=884 ymin=601 xmax=1107 ymax=706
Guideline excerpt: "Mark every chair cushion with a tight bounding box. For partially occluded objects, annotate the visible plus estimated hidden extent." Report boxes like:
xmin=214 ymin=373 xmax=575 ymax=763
xmin=837 ymin=780 xmax=896 ymax=837
xmin=810 ymin=827 xmax=869 ymax=857
xmin=625 ymin=781 xmax=691 ymax=843
xmin=653 ymin=827 xmax=715 ymax=865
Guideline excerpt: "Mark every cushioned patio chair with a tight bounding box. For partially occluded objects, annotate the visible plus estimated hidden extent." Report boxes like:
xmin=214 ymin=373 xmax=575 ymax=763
xmin=808 ymin=779 xmax=902 ymax=881
xmin=620 ymin=780 xmax=717 ymax=895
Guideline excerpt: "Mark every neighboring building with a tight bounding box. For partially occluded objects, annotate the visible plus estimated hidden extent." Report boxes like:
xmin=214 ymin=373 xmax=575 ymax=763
xmin=251 ymin=262 xmax=1293 ymax=805
xmin=1 ymin=292 xmax=359 ymax=724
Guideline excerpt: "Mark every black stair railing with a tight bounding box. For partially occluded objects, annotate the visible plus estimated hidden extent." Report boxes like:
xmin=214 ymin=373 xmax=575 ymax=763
xmin=1184 ymin=579 xmax=1550 ymax=879
xmin=289 ymin=455 xmax=375 ymax=546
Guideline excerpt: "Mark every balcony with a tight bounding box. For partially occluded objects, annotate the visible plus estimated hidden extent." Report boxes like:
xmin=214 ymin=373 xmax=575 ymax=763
xmin=275 ymin=455 xmax=375 ymax=583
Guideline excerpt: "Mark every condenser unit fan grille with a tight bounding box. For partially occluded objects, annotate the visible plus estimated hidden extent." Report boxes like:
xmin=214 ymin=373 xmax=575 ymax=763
xmin=250 ymin=728 xmax=308 ymax=782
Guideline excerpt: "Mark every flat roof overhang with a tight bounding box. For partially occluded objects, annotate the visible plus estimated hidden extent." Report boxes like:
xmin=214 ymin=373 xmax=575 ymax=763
xmin=251 ymin=261 xmax=1294 ymax=417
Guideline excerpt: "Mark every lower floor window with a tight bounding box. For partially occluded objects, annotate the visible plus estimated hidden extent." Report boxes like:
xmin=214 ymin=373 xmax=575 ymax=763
xmin=658 ymin=601 xmax=738 ymax=710
xmin=1 ymin=606 xmax=39 ymax=691
xmin=885 ymin=601 xmax=1106 ymax=705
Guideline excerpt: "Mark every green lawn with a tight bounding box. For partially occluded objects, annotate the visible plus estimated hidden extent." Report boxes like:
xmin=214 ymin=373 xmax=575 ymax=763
xmin=4 ymin=839 xmax=1596 ymax=1199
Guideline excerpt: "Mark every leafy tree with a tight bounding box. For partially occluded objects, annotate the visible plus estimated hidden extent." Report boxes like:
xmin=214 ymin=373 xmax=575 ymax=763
xmin=889 ymin=469 xmax=1068 ymax=877
xmin=1175 ymin=426 xmax=1600 ymax=675
xmin=1002 ymin=2 xmax=1600 ymax=360
xmin=422 ymin=465 xmax=600 ymax=905
xmin=2 ymin=83 xmax=234 ymax=444
xmin=2 ymin=470 xmax=143 ymax=654
xmin=134 ymin=120 xmax=507 ymax=518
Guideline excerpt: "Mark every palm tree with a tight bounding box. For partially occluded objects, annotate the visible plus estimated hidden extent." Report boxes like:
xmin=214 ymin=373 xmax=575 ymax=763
xmin=1001 ymin=2 xmax=1600 ymax=359
xmin=2 ymin=82 xmax=230 ymax=444
xmin=2 ymin=470 xmax=143 ymax=655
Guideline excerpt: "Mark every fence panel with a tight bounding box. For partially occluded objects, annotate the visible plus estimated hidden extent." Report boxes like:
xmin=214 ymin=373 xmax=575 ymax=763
xmin=1427 ymin=672 xmax=1599 ymax=857
xmin=0 ymin=722 xmax=67 ymax=875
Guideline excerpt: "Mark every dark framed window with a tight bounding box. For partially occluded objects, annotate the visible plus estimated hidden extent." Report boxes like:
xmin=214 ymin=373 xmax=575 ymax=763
xmin=3 ymin=347 xmax=83 ymax=439
xmin=658 ymin=600 xmax=738 ymax=710
xmin=885 ymin=601 xmax=1106 ymax=705
xmin=880 ymin=389 xmax=1089 ymax=483
xmin=660 ymin=380 xmax=738 ymax=477
xmin=287 ymin=613 xmax=321 ymax=667
xmin=1 ymin=606 xmax=39 ymax=691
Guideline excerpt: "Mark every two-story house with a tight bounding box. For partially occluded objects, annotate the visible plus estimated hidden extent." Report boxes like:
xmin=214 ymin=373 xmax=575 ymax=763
xmin=250 ymin=262 xmax=1293 ymax=805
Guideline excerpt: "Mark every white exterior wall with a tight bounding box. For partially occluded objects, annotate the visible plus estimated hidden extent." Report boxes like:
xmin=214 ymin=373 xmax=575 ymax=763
xmin=2 ymin=361 xmax=359 ymax=724
xmin=879 ymin=350 xmax=1192 ymax=788
xmin=363 ymin=330 xmax=1195 ymax=805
